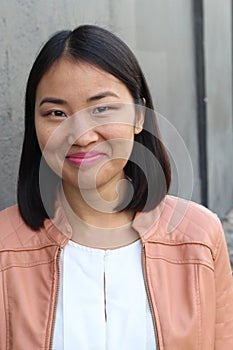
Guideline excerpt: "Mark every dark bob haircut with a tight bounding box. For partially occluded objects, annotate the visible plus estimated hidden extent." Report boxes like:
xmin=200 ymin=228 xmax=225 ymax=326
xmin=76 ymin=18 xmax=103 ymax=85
xmin=17 ymin=24 xmax=171 ymax=230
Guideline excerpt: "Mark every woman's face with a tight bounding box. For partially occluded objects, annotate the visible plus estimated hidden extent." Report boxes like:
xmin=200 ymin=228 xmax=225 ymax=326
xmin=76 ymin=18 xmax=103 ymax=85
xmin=35 ymin=57 xmax=143 ymax=195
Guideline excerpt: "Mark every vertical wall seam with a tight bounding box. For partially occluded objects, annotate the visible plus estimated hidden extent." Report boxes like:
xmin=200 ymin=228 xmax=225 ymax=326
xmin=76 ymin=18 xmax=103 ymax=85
xmin=193 ymin=0 xmax=208 ymax=207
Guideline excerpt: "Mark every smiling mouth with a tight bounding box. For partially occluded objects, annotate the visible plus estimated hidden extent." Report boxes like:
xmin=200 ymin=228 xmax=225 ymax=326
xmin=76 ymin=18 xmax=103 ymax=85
xmin=66 ymin=152 xmax=106 ymax=166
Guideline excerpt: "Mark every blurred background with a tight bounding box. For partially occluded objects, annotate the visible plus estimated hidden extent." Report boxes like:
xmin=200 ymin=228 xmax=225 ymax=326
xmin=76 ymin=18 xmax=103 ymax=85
xmin=0 ymin=0 xmax=232 ymax=249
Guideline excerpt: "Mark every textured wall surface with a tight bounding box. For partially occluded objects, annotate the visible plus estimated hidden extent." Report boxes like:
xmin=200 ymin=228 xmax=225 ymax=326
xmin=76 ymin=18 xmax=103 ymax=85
xmin=0 ymin=0 xmax=232 ymax=216
xmin=204 ymin=0 xmax=233 ymax=216
xmin=0 ymin=0 xmax=111 ymax=209
xmin=134 ymin=0 xmax=200 ymax=203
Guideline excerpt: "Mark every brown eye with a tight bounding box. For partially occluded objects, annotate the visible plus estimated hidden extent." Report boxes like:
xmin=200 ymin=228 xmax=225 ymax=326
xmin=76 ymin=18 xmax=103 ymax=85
xmin=51 ymin=110 xmax=66 ymax=117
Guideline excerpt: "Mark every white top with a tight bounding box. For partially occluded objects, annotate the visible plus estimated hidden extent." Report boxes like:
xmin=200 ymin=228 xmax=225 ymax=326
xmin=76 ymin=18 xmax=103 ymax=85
xmin=52 ymin=239 xmax=156 ymax=350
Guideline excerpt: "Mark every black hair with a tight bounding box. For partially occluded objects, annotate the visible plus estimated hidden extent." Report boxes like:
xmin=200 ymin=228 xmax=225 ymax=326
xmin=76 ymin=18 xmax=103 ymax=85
xmin=17 ymin=24 xmax=171 ymax=230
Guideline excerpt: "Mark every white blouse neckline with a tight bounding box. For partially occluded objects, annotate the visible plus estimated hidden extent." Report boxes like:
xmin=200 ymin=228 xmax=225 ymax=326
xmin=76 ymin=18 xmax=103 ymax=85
xmin=52 ymin=238 xmax=156 ymax=349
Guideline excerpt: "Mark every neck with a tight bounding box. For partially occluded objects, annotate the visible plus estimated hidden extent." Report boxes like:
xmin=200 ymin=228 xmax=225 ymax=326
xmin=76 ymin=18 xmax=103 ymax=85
xmin=60 ymin=181 xmax=139 ymax=249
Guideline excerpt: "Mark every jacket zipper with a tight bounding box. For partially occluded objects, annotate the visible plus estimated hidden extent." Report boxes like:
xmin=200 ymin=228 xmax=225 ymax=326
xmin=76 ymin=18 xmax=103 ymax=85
xmin=49 ymin=247 xmax=61 ymax=350
xmin=142 ymin=244 xmax=160 ymax=350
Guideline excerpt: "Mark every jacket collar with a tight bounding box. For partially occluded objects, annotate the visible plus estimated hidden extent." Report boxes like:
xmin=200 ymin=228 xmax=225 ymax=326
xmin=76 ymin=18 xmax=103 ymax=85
xmin=44 ymin=191 xmax=183 ymax=246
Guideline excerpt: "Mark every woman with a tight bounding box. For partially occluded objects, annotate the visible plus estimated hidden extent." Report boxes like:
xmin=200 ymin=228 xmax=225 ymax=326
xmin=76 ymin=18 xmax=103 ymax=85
xmin=0 ymin=25 xmax=232 ymax=350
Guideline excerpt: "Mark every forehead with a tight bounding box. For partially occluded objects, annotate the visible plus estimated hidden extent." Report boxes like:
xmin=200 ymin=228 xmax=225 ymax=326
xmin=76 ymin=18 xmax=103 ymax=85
xmin=36 ymin=57 xmax=132 ymax=102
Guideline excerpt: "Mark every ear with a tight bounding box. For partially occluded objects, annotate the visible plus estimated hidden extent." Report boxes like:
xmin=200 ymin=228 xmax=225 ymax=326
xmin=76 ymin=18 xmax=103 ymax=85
xmin=134 ymin=98 xmax=146 ymax=134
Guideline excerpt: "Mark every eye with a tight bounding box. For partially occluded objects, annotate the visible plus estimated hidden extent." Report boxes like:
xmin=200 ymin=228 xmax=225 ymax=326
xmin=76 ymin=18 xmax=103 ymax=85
xmin=92 ymin=106 xmax=109 ymax=114
xmin=50 ymin=110 xmax=67 ymax=118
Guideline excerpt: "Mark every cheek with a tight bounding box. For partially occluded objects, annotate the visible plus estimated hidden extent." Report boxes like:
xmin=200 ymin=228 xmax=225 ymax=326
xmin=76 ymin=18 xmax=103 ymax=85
xmin=102 ymin=124 xmax=135 ymax=142
xmin=36 ymin=130 xmax=50 ymax=152
xmin=110 ymin=140 xmax=134 ymax=161
xmin=35 ymin=121 xmax=68 ymax=178
xmin=35 ymin=119 xmax=50 ymax=151
xmin=35 ymin=121 xmax=64 ymax=153
xmin=104 ymin=126 xmax=135 ymax=159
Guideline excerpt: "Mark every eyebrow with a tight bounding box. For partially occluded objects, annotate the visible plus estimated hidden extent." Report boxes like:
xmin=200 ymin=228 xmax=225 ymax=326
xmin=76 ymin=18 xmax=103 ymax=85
xmin=39 ymin=91 xmax=120 ymax=107
xmin=86 ymin=91 xmax=120 ymax=102
xmin=39 ymin=97 xmax=67 ymax=107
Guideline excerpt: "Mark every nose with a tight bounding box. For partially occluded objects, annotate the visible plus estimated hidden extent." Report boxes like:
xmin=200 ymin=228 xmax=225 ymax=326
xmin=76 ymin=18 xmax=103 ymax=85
xmin=67 ymin=112 xmax=100 ymax=147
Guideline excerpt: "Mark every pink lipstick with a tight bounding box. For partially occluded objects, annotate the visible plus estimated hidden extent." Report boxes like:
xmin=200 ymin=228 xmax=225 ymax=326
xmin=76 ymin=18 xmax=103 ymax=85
xmin=66 ymin=151 xmax=106 ymax=166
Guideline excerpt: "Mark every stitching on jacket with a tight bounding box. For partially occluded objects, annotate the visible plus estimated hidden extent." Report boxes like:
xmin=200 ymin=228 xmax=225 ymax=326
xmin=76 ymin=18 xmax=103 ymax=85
xmin=164 ymin=217 xmax=215 ymax=244
xmin=0 ymin=243 xmax=58 ymax=253
xmin=145 ymin=242 xmax=214 ymax=270
xmin=163 ymin=197 xmax=220 ymax=243
xmin=213 ymin=220 xmax=223 ymax=261
xmin=194 ymin=264 xmax=202 ymax=349
xmin=0 ymin=258 xmax=55 ymax=272
xmin=145 ymin=256 xmax=214 ymax=270
xmin=3 ymin=271 xmax=9 ymax=350
xmin=146 ymin=258 xmax=164 ymax=349
xmin=44 ymin=224 xmax=61 ymax=245
xmin=215 ymin=317 xmax=233 ymax=325
xmin=45 ymin=226 xmax=68 ymax=247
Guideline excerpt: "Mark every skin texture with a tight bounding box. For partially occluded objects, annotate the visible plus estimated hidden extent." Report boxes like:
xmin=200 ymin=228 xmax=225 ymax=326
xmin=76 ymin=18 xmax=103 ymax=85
xmin=35 ymin=57 xmax=144 ymax=248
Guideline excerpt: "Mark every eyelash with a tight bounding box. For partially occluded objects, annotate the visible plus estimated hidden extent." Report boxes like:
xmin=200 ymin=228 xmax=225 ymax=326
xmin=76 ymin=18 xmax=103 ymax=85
xmin=44 ymin=110 xmax=68 ymax=118
xmin=42 ymin=105 xmax=117 ymax=119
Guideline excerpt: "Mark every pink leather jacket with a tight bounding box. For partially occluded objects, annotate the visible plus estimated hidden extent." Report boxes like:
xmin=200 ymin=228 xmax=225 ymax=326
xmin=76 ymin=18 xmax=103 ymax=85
xmin=0 ymin=196 xmax=233 ymax=349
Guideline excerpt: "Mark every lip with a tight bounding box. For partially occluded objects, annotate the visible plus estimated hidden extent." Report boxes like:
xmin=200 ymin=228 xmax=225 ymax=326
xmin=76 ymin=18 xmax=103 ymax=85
xmin=66 ymin=151 xmax=106 ymax=166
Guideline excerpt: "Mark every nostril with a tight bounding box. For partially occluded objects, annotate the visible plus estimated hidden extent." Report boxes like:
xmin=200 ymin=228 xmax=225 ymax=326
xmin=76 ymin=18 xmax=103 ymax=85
xmin=67 ymin=129 xmax=100 ymax=148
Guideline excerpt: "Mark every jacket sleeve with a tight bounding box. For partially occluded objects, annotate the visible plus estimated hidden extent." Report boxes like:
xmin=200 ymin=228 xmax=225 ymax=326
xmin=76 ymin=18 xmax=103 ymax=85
xmin=214 ymin=219 xmax=233 ymax=349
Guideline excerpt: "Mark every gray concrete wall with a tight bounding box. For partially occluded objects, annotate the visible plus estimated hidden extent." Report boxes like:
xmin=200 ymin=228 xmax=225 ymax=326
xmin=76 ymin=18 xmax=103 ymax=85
xmin=0 ymin=0 xmax=232 ymax=216
xmin=0 ymin=0 xmax=111 ymax=209
xmin=134 ymin=0 xmax=200 ymax=203
xmin=204 ymin=0 xmax=233 ymax=216
xmin=108 ymin=0 xmax=200 ymax=203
